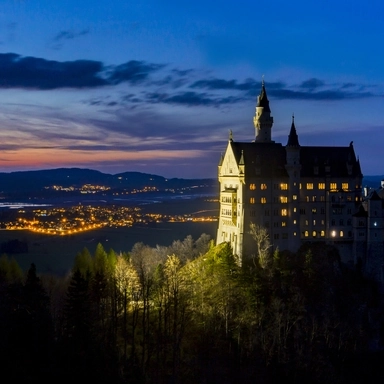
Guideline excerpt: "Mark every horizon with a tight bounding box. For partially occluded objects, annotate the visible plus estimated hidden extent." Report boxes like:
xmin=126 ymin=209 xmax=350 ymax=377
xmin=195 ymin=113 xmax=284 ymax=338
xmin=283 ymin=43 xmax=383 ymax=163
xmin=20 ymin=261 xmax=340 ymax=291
xmin=1 ymin=1 xmax=384 ymax=178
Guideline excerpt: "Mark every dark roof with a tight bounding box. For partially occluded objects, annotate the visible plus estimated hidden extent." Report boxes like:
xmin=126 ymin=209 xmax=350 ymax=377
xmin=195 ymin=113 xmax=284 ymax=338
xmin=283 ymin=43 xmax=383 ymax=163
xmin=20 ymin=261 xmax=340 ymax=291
xmin=353 ymin=205 xmax=368 ymax=218
xmin=256 ymin=83 xmax=271 ymax=113
xmin=230 ymin=141 xmax=288 ymax=178
xmin=287 ymin=117 xmax=299 ymax=146
xmin=228 ymin=141 xmax=362 ymax=180
xmin=299 ymin=145 xmax=362 ymax=178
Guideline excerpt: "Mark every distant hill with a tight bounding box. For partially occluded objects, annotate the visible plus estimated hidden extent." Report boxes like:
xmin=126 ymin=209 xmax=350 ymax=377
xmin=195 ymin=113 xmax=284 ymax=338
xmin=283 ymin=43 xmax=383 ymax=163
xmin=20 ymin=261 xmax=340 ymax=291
xmin=0 ymin=168 xmax=217 ymax=199
xmin=363 ymin=175 xmax=384 ymax=188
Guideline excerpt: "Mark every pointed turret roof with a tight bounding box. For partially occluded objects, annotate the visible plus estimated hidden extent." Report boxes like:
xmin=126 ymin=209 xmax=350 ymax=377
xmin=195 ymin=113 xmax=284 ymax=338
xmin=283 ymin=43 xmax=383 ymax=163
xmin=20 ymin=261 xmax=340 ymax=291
xmin=256 ymin=80 xmax=271 ymax=113
xmin=287 ymin=115 xmax=300 ymax=146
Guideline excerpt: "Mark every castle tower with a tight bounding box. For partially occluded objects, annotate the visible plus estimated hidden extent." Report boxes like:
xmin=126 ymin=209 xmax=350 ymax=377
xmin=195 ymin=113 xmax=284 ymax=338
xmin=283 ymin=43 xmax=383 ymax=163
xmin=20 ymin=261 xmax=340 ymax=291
xmin=253 ymin=80 xmax=274 ymax=142
xmin=285 ymin=115 xmax=301 ymax=251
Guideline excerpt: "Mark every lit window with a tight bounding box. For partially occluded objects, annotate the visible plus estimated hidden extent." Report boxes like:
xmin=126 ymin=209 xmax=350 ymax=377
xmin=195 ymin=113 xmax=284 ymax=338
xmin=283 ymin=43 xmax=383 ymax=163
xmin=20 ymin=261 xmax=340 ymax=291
xmin=280 ymin=196 xmax=288 ymax=203
xmin=293 ymin=195 xmax=297 ymax=200
xmin=250 ymin=183 xmax=256 ymax=190
xmin=312 ymin=231 xmax=317 ymax=237
xmin=282 ymin=221 xmax=286 ymax=227
xmin=294 ymin=232 xmax=297 ymax=236
xmin=307 ymin=183 xmax=314 ymax=190
xmin=280 ymin=183 xmax=288 ymax=190
xmin=250 ymin=197 xmax=255 ymax=204
xmin=261 ymin=183 xmax=267 ymax=190
xmin=293 ymin=220 xmax=297 ymax=224
xmin=281 ymin=209 xmax=288 ymax=216
xmin=342 ymin=183 xmax=349 ymax=190
xmin=318 ymin=183 xmax=325 ymax=190
xmin=261 ymin=197 xmax=267 ymax=204
xmin=305 ymin=231 xmax=309 ymax=237
xmin=293 ymin=208 xmax=297 ymax=213
xmin=340 ymin=230 xmax=344 ymax=237
xmin=321 ymin=230 xmax=325 ymax=237
xmin=330 ymin=182 xmax=337 ymax=190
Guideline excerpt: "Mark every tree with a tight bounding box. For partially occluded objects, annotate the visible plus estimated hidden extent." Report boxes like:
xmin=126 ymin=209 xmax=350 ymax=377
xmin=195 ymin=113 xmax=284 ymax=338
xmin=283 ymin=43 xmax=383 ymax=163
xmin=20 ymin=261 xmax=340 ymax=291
xmin=249 ymin=223 xmax=272 ymax=269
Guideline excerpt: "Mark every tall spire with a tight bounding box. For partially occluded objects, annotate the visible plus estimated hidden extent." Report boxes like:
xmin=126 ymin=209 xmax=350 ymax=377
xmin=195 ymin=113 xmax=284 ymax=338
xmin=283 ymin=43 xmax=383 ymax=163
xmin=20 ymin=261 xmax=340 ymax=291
xmin=257 ymin=79 xmax=271 ymax=113
xmin=253 ymin=80 xmax=274 ymax=142
xmin=287 ymin=114 xmax=299 ymax=146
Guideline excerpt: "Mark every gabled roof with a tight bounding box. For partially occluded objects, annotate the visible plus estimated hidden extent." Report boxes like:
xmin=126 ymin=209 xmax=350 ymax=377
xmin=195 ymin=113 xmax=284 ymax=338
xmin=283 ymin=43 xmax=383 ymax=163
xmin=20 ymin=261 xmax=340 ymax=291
xmin=229 ymin=141 xmax=288 ymax=178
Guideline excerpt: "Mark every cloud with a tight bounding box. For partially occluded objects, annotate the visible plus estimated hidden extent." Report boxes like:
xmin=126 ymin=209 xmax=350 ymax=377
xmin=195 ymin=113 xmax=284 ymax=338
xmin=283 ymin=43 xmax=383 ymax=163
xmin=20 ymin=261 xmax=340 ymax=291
xmin=0 ymin=53 xmax=107 ymax=89
xmin=300 ymin=78 xmax=325 ymax=90
xmin=50 ymin=28 xmax=90 ymax=49
xmin=108 ymin=60 xmax=165 ymax=85
xmin=53 ymin=29 xmax=90 ymax=42
xmin=145 ymin=91 xmax=244 ymax=107
xmin=190 ymin=75 xmax=378 ymax=101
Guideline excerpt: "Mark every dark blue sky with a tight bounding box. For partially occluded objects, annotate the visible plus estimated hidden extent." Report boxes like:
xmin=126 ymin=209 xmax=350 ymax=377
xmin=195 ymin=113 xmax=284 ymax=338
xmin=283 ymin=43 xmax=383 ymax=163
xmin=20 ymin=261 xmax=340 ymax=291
xmin=0 ymin=1 xmax=383 ymax=178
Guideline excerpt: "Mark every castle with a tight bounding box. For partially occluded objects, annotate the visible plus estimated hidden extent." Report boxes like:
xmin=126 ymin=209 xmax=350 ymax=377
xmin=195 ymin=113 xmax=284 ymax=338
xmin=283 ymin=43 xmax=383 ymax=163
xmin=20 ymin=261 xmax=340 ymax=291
xmin=216 ymin=82 xmax=383 ymax=283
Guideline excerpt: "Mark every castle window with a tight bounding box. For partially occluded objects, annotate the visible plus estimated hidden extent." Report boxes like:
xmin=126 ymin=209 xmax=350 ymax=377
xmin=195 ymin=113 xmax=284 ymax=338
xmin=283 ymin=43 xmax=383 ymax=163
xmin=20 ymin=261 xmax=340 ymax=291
xmin=340 ymin=231 xmax=344 ymax=237
xmin=293 ymin=195 xmax=297 ymax=200
xmin=330 ymin=182 xmax=337 ymax=190
xmin=273 ymin=209 xmax=278 ymax=216
xmin=320 ymin=196 xmax=325 ymax=202
xmin=250 ymin=197 xmax=255 ymax=204
xmin=312 ymin=196 xmax=317 ymax=202
xmin=342 ymin=182 xmax=349 ymax=190
xmin=358 ymin=220 xmax=364 ymax=227
xmin=312 ymin=208 xmax=317 ymax=214
xmin=250 ymin=183 xmax=256 ymax=190
xmin=339 ymin=219 xmax=344 ymax=226
xmin=300 ymin=209 xmax=306 ymax=214
xmin=274 ymin=222 xmax=279 ymax=228
xmin=321 ymin=230 xmax=325 ymax=237
xmin=265 ymin=209 xmax=270 ymax=216
xmin=304 ymin=231 xmax=309 ymax=237
xmin=274 ymin=234 xmax=279 ymax=240
xmin=293 ymin=220 xmax=297 ymax=224
xmin=313 ymin=220 xmax=316 ymax=225
xmin=294 ymin=232 xmax=297 ymax=236
xmin=261 ymin=183 xmax=267 ymax=190
xmin=250 ymin=210 xmax=256 ymax=217
xmin=280 ymin=183 xmax=288 ymax=190
xmin=306 ymin=196 xmax=310 ymax=202
xmin=261 ymin=197 xmax=267 ymax=204
xmin=305 ymin=220 xmax=309 ymax=226
xmin=280 ymin=196 xmax=288 ymax=203
xmin=318 ymin=182 xmax=325 ymax=190
xmin=306 ymin=183 xmax=314 ymax=190
xmin=331 ymin=219 xmax=335 ymax=225
xmin=312 ymin=231 xmax=317 ymax=237
xmin=281 ymin=209 xmax=288 ymax=216
xmin=282 ymin=221 xmax=287 ymax=227
xmin=294 ymin=207 xmax=297 ymax=212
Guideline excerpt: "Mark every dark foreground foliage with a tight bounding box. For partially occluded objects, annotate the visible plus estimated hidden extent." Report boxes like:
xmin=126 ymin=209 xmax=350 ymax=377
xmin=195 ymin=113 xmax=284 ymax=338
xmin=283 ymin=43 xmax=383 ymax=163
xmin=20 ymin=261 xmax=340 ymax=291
xmin=1 ymin=236 xmax=384 ymax=383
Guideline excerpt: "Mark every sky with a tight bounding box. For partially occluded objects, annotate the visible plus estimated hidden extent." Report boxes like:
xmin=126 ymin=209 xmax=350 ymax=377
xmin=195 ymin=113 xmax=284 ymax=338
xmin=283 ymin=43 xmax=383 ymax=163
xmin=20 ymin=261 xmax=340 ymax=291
xmin=0 ymin=0 xmax=383 ymax=179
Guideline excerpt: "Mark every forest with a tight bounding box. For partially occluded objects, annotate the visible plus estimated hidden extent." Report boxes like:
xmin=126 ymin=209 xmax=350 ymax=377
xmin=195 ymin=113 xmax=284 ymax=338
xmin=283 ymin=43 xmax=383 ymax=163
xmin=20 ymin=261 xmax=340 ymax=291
xmin=0 ymin=228 xmax=383 ymax=383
